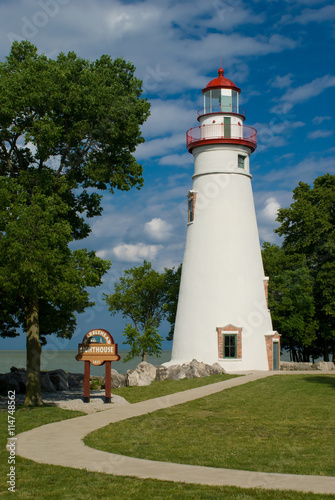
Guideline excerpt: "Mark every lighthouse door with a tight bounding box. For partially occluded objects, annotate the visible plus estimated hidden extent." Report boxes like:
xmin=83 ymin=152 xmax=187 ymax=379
xmin=272 ymin=341 xmax=279 ymax=371
xmin=224 ymin=117 xmax=231 ymax=138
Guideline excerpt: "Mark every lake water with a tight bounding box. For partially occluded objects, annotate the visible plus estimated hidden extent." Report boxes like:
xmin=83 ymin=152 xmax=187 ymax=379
xmin=0 ymin=350 xmax=172 ymax=376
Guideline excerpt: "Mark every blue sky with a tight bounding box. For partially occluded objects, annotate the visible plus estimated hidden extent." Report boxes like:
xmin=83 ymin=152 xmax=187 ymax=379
xmin=0 ymin=0 xmax=334 ymax=352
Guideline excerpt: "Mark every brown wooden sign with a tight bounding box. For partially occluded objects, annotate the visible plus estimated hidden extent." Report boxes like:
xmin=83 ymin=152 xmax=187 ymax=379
xmin=75 ymin=329 xmax=120 ymax=403
xmin=75 ymin=329 xmax=120 ymax=366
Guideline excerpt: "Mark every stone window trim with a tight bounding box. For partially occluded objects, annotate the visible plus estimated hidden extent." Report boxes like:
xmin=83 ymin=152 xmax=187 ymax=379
xmin=187 ymin=191 xmax=197 ymax=224
xmin=265 ymin=331 xmax=281 ymax=371
xmin=217 ymin=324 xmax=242 ymax=360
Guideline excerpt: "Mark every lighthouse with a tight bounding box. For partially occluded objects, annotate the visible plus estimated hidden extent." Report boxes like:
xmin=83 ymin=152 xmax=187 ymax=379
xmin=170 ymin=67 xmax=280 ymax=371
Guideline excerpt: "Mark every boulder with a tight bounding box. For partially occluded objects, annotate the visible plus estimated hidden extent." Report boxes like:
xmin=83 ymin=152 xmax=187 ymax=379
xmin=127 ymin=362 xmax=157 ymax=387
xmin=155 ymin=365 xmax=169 ymax=381
xmin=41 ymin=372 xmax=56 ymax=392
xmin=210 ymin=362 xmax=226 ymax=375
xmin=48 ymin=369 xmax=69 ymax=391
xmin=110 ymin=369 xmax=127 ymax=388
xmin=280 ymin=362 xmax=313 ymax=371
xmin=0 ymin=371 xmax=27 ymax=394
xmin=313 ymin=361 xmax=335 ymax=371
xmin=167 ymin=364 xmax=187 ymax=380
xmin=184 ymin=359 xmax=208 ymax=378
xmin=68 ymin=373 xmax=84 ymax=389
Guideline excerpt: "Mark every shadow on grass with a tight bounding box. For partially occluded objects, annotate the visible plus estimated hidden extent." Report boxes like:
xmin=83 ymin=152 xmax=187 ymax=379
xmin=303 ymin=375 xmax=335 ymax=389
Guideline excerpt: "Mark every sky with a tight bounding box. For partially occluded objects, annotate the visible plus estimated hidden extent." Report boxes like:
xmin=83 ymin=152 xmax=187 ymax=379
xmin=0 ymin=0 xmax=334 ymax=352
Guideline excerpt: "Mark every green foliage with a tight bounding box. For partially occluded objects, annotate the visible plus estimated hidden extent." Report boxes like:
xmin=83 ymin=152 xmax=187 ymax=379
xmin=262 ymin=243 xmax=317 ymax=361
xmin=0 ymin=41 xmax=150 ymax=404
xmin=275 ymin=173 xmax=335 ymax=360
xmin=164 ymin=263 xmax=182 ymax=341
xmin=105 ymin=261 xmax=180 ymax=361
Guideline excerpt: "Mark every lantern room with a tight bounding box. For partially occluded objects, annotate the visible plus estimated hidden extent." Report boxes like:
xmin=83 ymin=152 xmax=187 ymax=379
xmin=186 ymin=66 xmax=257 ymax=153
xmin=201 ymin=67 xmax=243 ymax=117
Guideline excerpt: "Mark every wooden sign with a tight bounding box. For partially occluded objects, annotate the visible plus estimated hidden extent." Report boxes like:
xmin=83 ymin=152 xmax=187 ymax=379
xmin=75 ymin=329 xmax=120 ymax=366
xmin=75 ymin=329 xmax=120 ymax=403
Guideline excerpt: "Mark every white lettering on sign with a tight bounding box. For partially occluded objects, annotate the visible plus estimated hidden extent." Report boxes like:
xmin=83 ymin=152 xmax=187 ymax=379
xmin=79 ymin=345 xmax=115 ymax=354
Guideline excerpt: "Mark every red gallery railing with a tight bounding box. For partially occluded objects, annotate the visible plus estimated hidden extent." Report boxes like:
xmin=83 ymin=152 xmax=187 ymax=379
xmin=186 ymin=123 xmax=257 ymax=150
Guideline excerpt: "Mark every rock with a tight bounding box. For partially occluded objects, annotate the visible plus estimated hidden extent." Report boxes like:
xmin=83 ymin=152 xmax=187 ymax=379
xmin=280 ymin=362 xmax=313 ymax=371
xmin=167 ymin=364 xmax=187 ymax=380
xmin=10 ymin=366 xmax=26 ymax=372
xmin=313 ymin=361 xmax=335 ymax=371
xmin=210 ymin=362 xmax=225 ymax=375
xmin=48 ymin=369 xmax=69 ymax=391
xmin=0 ymin=371 xmax=27 ymax=394
xmin=184 ymin=359 xmax=208 ymax=378
xmin=155 ymin=365 xmax=169 ymax=381
xmin=68 ymin=373 xmax=84 ymax=389
xmin=127 ymin=362 xmax=157 ymax=387
xmin=41 ymin=372 xmax=56 ymax=392
xmin=110 ymin=369 xmax=127 ymax=388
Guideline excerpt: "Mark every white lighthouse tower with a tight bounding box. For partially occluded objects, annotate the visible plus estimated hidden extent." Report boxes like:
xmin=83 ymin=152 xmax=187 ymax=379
xmin=170 ymin=67 xmax=280 ymax=371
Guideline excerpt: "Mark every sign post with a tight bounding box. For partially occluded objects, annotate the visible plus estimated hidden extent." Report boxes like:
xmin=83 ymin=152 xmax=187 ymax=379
xmin=75 ymin=329 xmax=120 ymax=403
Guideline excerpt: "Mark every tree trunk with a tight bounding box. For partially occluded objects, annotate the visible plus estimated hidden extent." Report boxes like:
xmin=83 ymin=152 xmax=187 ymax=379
xmin=24 ymin=296 xmax=43 ymax=406
xmin=142 ymin=351 xmax=147 ymax=362
xmin=323 ymin=339 xmax=329 ymax=362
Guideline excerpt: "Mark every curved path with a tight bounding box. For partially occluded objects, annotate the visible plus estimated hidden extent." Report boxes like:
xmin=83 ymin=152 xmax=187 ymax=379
xmin=15 ymin=371 xmax=335 ymax=495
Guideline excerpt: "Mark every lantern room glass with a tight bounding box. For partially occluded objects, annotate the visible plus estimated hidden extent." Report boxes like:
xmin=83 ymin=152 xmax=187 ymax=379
xmin=203 ymin=89 xmax=239 ymax=114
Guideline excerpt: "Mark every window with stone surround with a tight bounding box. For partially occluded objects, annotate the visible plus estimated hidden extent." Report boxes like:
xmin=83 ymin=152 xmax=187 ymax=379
xmin=217 ymin=325 xmax=242 ymax=359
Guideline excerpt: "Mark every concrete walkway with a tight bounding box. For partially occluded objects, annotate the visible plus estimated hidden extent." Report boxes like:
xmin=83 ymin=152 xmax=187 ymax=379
xmin=15 ymin=371 xmax=335 ymax=495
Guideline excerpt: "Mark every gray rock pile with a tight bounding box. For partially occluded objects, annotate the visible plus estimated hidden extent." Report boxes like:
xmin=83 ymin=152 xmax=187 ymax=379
xmin=0 ymin=359 xmax=225 ymax=394
xmin=280 ymin=361 xmax=335 ymax=371
xmin=119 ymin=359 xmax=225 ymax=388
xmin=0 ymin=367 xmax=84 ymax=395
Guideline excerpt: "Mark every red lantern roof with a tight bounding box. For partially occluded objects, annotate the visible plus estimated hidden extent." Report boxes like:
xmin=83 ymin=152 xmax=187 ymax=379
xmin=202 ymin=67 xmax=241 ymax=94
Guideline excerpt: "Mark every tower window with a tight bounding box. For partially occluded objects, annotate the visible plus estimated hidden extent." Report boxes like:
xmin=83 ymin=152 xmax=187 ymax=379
xmin=217 ymin=325 xmax=242 ymax=359
xmin=224 ymin=334 xmax=237 ymax=358
xmin=238 ymin=155 xmax=246 ymax=169
xmin=188 ymin=191 xmax=197 ymax=223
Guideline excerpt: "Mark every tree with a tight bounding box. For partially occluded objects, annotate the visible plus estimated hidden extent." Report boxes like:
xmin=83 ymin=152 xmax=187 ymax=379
xmin=262 ymin=243 xmax=317 ymax=361
xmin=0 ymin=41 xmax=150 ymax=404
xmin=105 ymin=261 xmax=179 ymax=362
xmin=0 ymin=175 xmax=111 ymax=405
xmin=275 ymin=174 xmax=335 ymax=361
xmin=165 ymin=264 xmax=182 ymax=341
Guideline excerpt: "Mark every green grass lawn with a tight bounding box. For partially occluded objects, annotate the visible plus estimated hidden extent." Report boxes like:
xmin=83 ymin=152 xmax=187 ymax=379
xmin=111 ymin=372 xmax=239 ymax=403
xmin=86 ymin=374 xmax=335 ymax=477
xmin=0 ymin=375 xmax=334 ymax=499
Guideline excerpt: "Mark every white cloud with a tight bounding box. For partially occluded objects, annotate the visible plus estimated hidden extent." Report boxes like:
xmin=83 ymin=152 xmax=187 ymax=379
xmin=263 ymin=155 xmax=335 ymax=187
xmin=136 ymin=133 xmax=185 ymax=160
xmin=294 ymin=5 xmax=335 ymax=24
xmin=260 ymin=197 xmax=281 ymax=221
xmin=312 ymin=116 xmax=331 ymax=124
xmin=159 ymin=154 xmax=193 ymax=168
xmin=271 ymin=74 xmax=294 ymax=89
xmin=280 ymin=75 xmax=335 ymax=108
xmin=255 ymin=120 xmax=305 ymax=152
xmin=141 ymin=99 xmax=195 ymax=139
xmin=308 ymin=129 xmax=333 ymax=139
xmin=111 ymin=243 xmax=163 ymax=263
xmin=144 ymin=218 xmax=173 ymax=242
